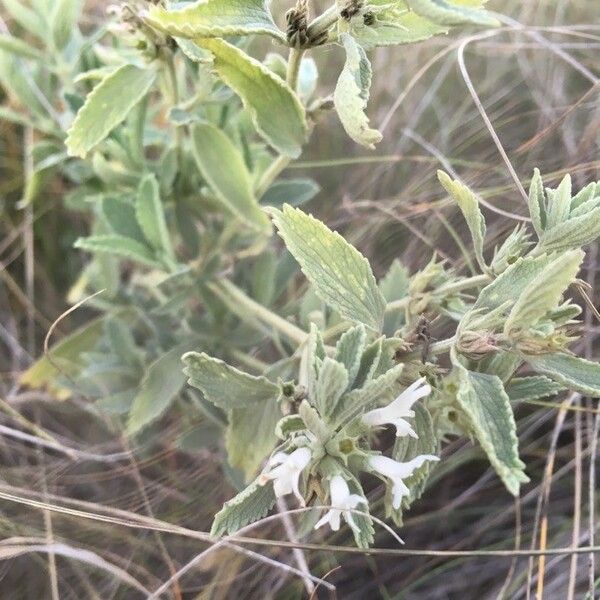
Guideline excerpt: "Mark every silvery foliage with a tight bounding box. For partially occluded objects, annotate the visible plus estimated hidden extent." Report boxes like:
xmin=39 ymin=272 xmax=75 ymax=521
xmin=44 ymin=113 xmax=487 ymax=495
xmin=5 ymin=0 xmax=599 ymax=547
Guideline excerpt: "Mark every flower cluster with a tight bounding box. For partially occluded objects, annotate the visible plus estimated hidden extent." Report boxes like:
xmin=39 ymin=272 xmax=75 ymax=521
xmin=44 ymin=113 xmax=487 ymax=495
xmin=258 ymin=378 xmax=439 ymax=536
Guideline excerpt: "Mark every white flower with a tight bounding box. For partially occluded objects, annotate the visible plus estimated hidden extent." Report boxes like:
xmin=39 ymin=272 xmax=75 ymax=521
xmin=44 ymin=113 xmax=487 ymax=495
xmin=369 ymin=454 xmax=439 ymax=510
xmin=362 ymin=377 xmax=432 ymax=438
xmin=258 ymin=447 xmax=311 ymax=505
xmin=314 ymin=475 xmax=367 ymax=532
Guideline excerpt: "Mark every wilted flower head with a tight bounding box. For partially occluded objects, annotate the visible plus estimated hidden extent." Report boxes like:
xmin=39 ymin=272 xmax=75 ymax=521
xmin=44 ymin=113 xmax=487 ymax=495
xmin=368 ymin=454 xmax=439 ymax=509
xmin=362 ymin=377 xmax=431 ymax=438
xmin=314 ymin=475 xmax=367 ymax=532
xmin=258 ymin=447 xmax=311 ymax=505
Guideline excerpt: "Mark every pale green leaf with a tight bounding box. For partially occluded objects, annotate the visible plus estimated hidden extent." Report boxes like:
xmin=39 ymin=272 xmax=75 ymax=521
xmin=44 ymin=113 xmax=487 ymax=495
xmin=570 ymin=181 xmax=598 ymax=212
xmin=136 ymin=174 xmax=175 ymax=258
xmin=75 ymin=235 xmax=160 ymax=268
xmin=226 ymin=398 xmax=280 ymax=481
xmin=315 ymin=358 xmax=349 ymax=419
xmin=545 ymin=173 xmax=571 ymax=229
xmin=528 ymin=168 xmax=546 ymax=236
xmin=127 ymin=340 xmax=199 ymax=435
xmin=272 ymin=205 xmax=386 ymax=331
xmin=198 ymin=38 xmax=307 ymax=157
xmin=66 ymin=65 xmax=156 ymax=158
xmin=455 ymin=367 xmax=528 ymax=496
xmin=1 ymin=0 xmax=46 ymax=39
xmin=182 ymin=352 xmax=280 ymax=409
xmin=174 ymin=38 xmax=212 ymax=63
xmin=473 ymin=254 xmax=552 ymax=313
xmin=146 ymin=0 xmax=285 ymax=42
xmin=334 ymin=34 xmax=382 ymax=149
xmin=191 ymin=122 xmax=271 ymax=234
xmin=540 ymin=207 xmax=600 ymax=252
xmin=504 ymin=250 xmax=583 ymax=334
xmin=0 ymin=33 xmax=44 ymax=60
xmin=525 ymin=353 xmax=600 ymax=397
xmin=406 ymin=0 xmax=499 ymax=26
xmin=51 ymin=0 xmax=82 ymax=50
xmin=334 ymin=324 xmax=367 ymax=389
xmin=0 ymin=50 xmax=48 ymax=118
xmin=438 ymin=171 xmax=487 ymax=270
xmin=505 ymin=376 xmax=564 ymax=402
xmin=211 ymin=479 xmax=277 ymax=536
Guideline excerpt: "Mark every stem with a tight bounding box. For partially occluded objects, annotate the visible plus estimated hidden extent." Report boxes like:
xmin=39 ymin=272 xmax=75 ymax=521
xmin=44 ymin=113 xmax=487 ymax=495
xmin=210 ymin=280 xmax=308 ymax=345
xmin=385 ymin=273 xmax=491 ymax=313
xmin=286 ymin=47 xmax=304 ymax=90
xmin=306 ymin=4 xmax=339 ymax=41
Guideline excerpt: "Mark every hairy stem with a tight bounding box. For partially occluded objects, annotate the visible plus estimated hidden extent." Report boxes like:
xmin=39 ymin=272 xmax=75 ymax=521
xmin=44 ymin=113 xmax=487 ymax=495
xmin=306 ymin=4 xmax=339 ymax=41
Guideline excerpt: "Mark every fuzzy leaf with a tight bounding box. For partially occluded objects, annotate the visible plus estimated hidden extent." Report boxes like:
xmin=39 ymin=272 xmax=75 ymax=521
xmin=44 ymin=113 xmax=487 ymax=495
xmin=438 ymin=171 xmax=487 ymax=270
xmin=505 ymin=376 xmax=564 ymax=402
xmin=528 ymin=168 xmax=546 ymax=237
xmin=540 ymin=207 xmax=600 ymax=252
xmin=182 ymin=352 xmax=280 ymax=409
xmin=136 ymin=174 xmax=175 ymax=258
xmin=147 ymin=0 xmax=285 ymax=42
xmin=198 ymin=38 xmax=307 ymax=157
xmin=74 ymin=235 xmax=160 ymax=268
xmin=504 ymin=250 xmax=583 ymax=334
xmin=455 ymin=367 xmax=528 ymax=496
xmin=51 ymin=0 xmax=82 ymax=49
xmin=211 ymin=479 xmax=277 ymax=537
xmin=66 ymin=64 xmax=156 ymax=158
xmin=101 ymin=196 xmax=146 ymax=244
xmin=524 ymin=353 xmax=600 ymax=397
xmin=545 ymin=173 xmax=571 ymax=229
xmin=192 ymin=122 xmax=271 ymax=234
xmin=406 ymin=0 xmax=499 ymax=26
xmin=226 ymin=399 xmax=280 ymax=481
xmin=473 ymin=255 xmax=552 ymax=313
xmin=0 ymin=33 xmax=44 ymax=60
xmin=334 ymin=33 xmax=382 ymax=149
xmin=272 ymin=205 xmax=386 ymax=331
xmin=315 ymin=358 xmax=349 ymax=419
xmin=127 ymin=340 xmax=199 ymax=435
xmin=334 ymin=324 xmax=367 ymax=389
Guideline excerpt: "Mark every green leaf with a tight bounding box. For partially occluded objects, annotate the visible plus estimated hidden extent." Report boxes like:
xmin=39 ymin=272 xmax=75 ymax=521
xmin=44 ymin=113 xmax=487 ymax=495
xmin=352 ymin=7 xmax=446 ymax=49
xmin=540 ymin=207 xmax=600 ymax=252
xmin=0 ymin=50 xmax=48 ymax=119
xmin=406 ymin=0 xmax=499 ymax=26
xmin=524 ymin=353 xmax=600 ymax=397
xmin=182 ymin=352 xmax=280 ymax=409
xmin=315 ymin=358 xmax=349 ymax=419
xmin=528 ymin=168 xmax=546 ymax=237
xmin=101 ymin=196 xmax=146 ymax=244
xmin=66 ymin=64 xmax=157 ymax=158
xmin=260 ymin=178 xmax=320 ymax=208
xmin=505 ymin=376 xmax=564 ymax=402
xmin=504 ymin=250 xmax=583 ymax=334
xmin=473 ymin=254 xmax=552 ymax=313
xmin=545 ymin=173 xmax=571 ymax=229
xmin=136 ymin=174 xmax=175 ymax=258
xmin=0 ymin=33 xmax=44 ymax=60
xmin=455 ymin=366 xmax=528 ymax=496
xmin=226 ymin=398 xmax=281 ymax=481
xmin=334 ymin=34 xmax=382 ymax=149
xmin=1 ymin=0 xmax=46 ymax=39
xmin=146 ymin=0 xmax=285 ymax=42
xmin=390 ymin=403 xmax=437 ymax=524
xmin=20 ymin=316 xmax=106 ymax=398
xmin=127 ymin=340 xmax=199 ymax=435
xmin=438 ymin=171 xmax=487 ymax=271
xmin=211 ymin=478 xmax=277 ymax=537
xmin=51 ymin=0 xmax=82 ymax=50
xmin=272 ymin=205 xmax=386 ymax=331
xmin=75 ymin=235 xmax=160 ymax=268
xmin=198 ymin=38 xmax=307 ymax=158
xmin=334 ymin=324 xmax=367 ymax=389
xmin=191 ymin=122 xmax=271 ymax=234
